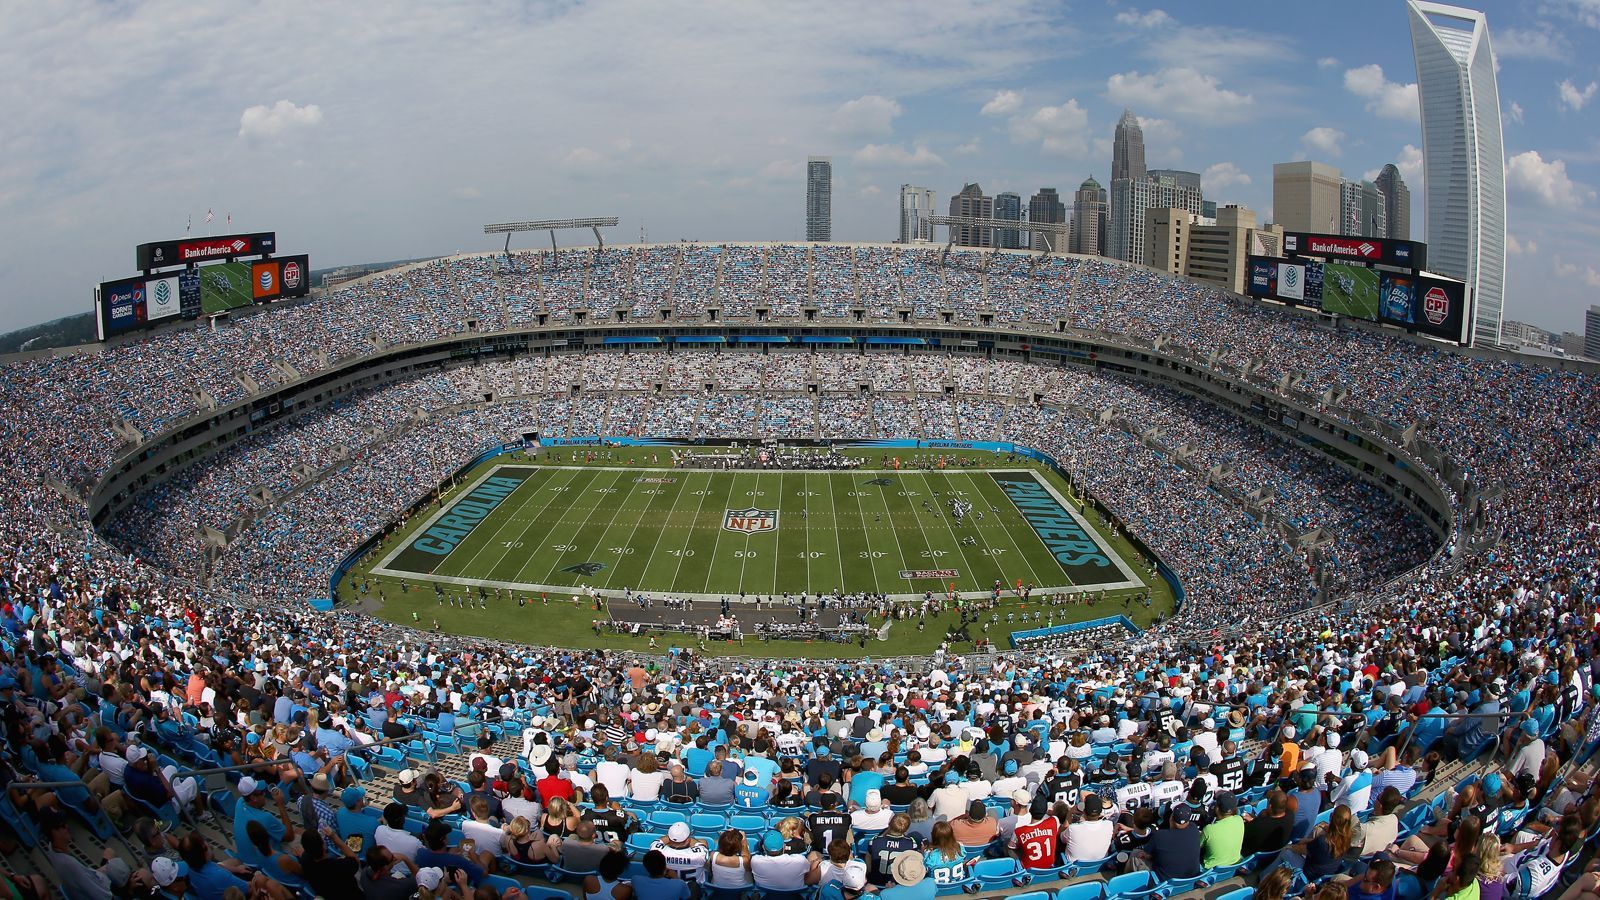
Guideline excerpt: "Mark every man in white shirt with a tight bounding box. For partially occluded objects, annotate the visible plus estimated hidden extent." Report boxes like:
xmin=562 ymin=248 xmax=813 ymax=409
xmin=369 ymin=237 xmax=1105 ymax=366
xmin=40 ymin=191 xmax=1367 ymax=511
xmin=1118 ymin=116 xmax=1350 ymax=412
xmin=593 ymin=752 xmax=631 ymax=800
xmin=751 ymin=832 xmax=813 ymax=891
xmin=1508 ymin=722 xmax=1547 ymax=781
xmin=1065 ymin=794 xmax=1115 ymax=862
xmin=375 ymin=802 xmax=424 ymax=861
xmin=930 ymin=773 xmax=970 ymax=821
xmin=851 ymin=790 xmax=893 ymax=831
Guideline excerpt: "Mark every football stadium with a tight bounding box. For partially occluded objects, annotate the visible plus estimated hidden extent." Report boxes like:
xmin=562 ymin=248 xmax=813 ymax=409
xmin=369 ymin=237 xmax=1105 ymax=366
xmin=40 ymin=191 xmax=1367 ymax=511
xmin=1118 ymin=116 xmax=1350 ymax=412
xmin=5 ymin=3 xmax=1597 ymax=900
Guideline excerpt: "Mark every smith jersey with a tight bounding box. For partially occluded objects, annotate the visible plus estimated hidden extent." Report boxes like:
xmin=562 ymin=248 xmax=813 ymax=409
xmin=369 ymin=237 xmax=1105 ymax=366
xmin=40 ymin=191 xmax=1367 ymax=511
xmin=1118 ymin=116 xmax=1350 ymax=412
xmin=585 ymin=807 xmax=631 ymax=846
xmin=1044 ymin=772 xmax=1081 ymax=807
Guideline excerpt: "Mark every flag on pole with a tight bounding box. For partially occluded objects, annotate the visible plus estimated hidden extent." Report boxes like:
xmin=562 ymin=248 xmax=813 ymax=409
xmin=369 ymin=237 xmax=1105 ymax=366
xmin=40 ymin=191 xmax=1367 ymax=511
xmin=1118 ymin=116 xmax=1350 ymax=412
xmin=186 ymin=214 xmax=191 ymax=234
xmin=227 ymin=213 xmax=232 ymax=227
xmin=205 ymin=209 xmax=214 ymax=224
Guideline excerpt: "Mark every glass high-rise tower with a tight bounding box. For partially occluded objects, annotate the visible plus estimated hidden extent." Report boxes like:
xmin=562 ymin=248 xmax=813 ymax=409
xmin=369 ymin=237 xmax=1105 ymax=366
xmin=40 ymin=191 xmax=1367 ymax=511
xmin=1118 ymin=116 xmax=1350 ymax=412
xmin=1408 ymin=1 xmax=1506 ymax=346
xmin=806 ymin=157 xmax=832 ymax=242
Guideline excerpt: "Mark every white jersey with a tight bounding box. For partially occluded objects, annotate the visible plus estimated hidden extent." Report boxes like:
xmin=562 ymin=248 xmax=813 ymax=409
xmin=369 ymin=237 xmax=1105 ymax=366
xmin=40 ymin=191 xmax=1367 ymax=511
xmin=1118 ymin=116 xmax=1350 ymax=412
xmin=1150 ymin=780 xmax=1186 ymax=808
xmin=651 ymin=840 xmax=708 ymax=882
xmin=1115 ymin=782 xmax=1153 ymax=811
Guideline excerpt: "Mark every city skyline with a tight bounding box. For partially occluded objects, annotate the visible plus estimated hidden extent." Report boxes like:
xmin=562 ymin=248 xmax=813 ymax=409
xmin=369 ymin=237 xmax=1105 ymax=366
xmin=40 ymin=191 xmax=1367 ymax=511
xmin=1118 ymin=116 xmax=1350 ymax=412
xmin=1 ymin=1 xmax=1596 ymax=335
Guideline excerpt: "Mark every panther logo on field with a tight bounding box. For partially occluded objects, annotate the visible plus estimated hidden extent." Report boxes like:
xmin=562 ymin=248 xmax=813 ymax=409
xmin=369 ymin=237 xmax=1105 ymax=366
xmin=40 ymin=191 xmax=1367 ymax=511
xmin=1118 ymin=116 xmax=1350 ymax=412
xmin=865 ymin=477 xmax=894 ymax=486
xmin=561 ymin=562 xmax=607 ymax=576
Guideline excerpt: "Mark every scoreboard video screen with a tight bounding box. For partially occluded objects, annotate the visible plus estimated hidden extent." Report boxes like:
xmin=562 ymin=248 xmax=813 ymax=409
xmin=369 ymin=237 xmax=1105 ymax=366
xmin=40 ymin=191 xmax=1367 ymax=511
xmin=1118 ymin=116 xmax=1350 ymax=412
xmin=96 ymin=248 xmax=309 ymax=340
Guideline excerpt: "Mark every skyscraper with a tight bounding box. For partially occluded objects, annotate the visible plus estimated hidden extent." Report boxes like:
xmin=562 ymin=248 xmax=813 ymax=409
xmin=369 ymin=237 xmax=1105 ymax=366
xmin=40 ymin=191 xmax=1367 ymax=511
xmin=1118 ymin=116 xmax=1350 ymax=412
xmin=1585 ymin=305 xmax=1600 ymax=361
xmin=948 ymin=183 xmax=994 ymax=247
xmin=1111 ymin=169 xmax=1202 ymax=264
xmin=1028 ymin=188 xmax=1067 ymax=252
xmin=806 ymin=157 xmax=832 ymax=242
xmin=1375 ymin=164 xmax=1411 ymax=241
xmin=1338 ymin=179 xmax=1387 ymax=238
xmin=994 ymin=192 xmax=1023 ymax=249
xmin=1409 ymin=0 xmax=1507 ymax=345
xmin=1070 ymin=177 xmax=1107 ymax=257
xmin=1272 ymin=161 xmax=1342 ymax=234
xmin=1112 ymin=110 xmax=1147 ymax=183
xmin=898 ymin=184 xmax=936 ymax=243
xmin=1148 ymin=169 xmax=1201 ymax=193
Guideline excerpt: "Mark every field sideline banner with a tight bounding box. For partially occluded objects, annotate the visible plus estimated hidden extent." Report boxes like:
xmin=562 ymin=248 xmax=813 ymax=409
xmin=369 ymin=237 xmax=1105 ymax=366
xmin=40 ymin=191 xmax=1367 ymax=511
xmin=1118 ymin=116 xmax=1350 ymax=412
xmin=1009 ymin=614 xmax=1142 ymax=648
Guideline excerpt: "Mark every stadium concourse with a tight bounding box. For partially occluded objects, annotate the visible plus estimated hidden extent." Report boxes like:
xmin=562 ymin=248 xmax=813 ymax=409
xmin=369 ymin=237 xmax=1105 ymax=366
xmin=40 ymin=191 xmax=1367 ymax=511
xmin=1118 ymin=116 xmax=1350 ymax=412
xmin=0 ymin=244 xmax=1595 ymax=900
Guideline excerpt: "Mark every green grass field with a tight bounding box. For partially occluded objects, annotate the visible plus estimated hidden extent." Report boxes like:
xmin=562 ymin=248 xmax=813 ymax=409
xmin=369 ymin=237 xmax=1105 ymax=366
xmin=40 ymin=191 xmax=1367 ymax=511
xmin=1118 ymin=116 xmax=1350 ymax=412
xmin=343 ymin=448 xmax=1174 ymax=657
xmin=1321 ymin=263 xmax=1380 ymax=320
xmin=199 ymin=261 xmax=256 ymax=313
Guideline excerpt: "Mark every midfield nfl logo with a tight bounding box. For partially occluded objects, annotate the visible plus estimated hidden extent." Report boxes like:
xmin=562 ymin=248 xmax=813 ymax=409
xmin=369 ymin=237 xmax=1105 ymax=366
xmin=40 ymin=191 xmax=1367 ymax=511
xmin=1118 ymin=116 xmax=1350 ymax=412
xmin=723 ymin=507 xmax=779 ymax=534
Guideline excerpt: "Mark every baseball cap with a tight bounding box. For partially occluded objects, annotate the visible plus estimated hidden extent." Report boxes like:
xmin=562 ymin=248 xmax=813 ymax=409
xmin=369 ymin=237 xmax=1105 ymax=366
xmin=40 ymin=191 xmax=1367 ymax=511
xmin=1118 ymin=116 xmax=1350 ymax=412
xmin=866 ymin=789 xmax=882 ymax=811
xmin=1003 ymin=759 xmax=1019 ymax=775
xmin=341 ymin=786 xmax=367 ymax=808
xmin=416 ymin=867 xmax=446 ymax=891
xmin=124 ymin=745 xmax=148 ymax=763
xmin=667 ymin=822 xmax=692 ymax=842
xmin=1170 ymin=802 xmax=1197 ymax=824
xmin=1521 ymin=720 xmax=1540 ymax=737
xmin=1281 ymin=725 xmax=1296 ymax=740
xmin=151 ymin=858 xmax=189 ymax=888
xmin=1214 ymin=791 xmax=1237 ymax=813
xmin=1011 ymin=789 xmax=1032 ymax=805
xmin=237 ymin=776 xmax=262 ymax=796
xmin=397 ymin=768 xmax=418 ymax=786
xmin=1483 ymin=773 xmax=1503 ymax=796
xmin=743 ymin=768 xmax=761 ymax=784
xmin=1350 ymin=750 xmax=1369 ymax=770
xmin=762 ymin=832 xmax=786 ymax=853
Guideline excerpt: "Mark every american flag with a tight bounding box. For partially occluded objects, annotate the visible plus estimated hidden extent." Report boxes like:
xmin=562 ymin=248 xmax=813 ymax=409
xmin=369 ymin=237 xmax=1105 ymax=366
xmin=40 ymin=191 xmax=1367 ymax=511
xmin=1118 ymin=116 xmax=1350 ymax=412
xmin=205 ymin=209 xmax=214 ymax=224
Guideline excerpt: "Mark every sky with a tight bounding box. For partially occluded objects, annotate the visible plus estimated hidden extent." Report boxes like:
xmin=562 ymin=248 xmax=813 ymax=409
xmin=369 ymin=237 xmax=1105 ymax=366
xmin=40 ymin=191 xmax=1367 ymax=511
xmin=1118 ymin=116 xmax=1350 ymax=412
xmin=1 ymin=0 xmax=1597 ymax=335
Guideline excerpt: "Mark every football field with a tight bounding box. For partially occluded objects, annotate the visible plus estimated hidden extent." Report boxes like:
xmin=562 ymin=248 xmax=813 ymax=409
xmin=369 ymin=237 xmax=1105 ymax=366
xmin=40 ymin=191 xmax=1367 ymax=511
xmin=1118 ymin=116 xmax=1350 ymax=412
xmin=1321 ymin=263 xmax=1380 ymax=320
xmin=365 ymin=455 xmax=1147 ymax=600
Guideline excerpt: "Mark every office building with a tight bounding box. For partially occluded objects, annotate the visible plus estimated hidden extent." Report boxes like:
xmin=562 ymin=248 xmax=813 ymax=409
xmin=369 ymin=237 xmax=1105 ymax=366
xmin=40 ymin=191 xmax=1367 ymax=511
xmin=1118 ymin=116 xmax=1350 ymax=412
xmin=1375 ymin=164 xmax=1411 ymax=241
xmin=1145 ymin=208 xmax=1193 ymax=274
xmin=898 ymin=184 xmax=936 ymax=243
xmin=1070 ymin=177 xmax=1107 ymax=257
xmin=994 ymin=192 xmax=1024 ymax=249
xmin=1561 ymin=331 xmax=1589 ymax=359
xmin=1409 ymin=0 xmax=1507 ymax=345
xmin=948 ymin=183 xmax=994 ymax=247
xmin=1027 ymin=188 xmax=1067 ymax=252
xmin=1339 ymin=179 xmax=1387 ymax=238
xmin=1149 ymin=169 xmax=1202 ymax=193
xmin=1112 ymin=110 xmax=1147 ymax=183
xmin=1111 ymin=170 xmax=1203 ymax=265
xmin=1185 ymin=205 xmax=1265 ymax=294
xmin=805 ymin=157 xmax=832 ymax=242
xmin=1273 ymin=161 xmax=1342 ymax=234
xmin=1587 ymin=306 xmax=1600 ymax=361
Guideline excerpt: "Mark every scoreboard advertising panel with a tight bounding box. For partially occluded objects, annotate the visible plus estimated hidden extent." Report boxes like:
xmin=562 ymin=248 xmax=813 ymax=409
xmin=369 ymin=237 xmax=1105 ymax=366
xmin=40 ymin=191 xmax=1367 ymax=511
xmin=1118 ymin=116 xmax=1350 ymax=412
xmin=135 ymin=232 xmax=276 ymax=270
xmin=95 ymin=253 xmax=309 ymax=340
xmin=1245 ymin=257 xmax=1322 ymax=310
xmin=1283 ymin=231 xmax=1426 ymax=271
xmin=1245 ymin=255 xmax=1466 ymax=344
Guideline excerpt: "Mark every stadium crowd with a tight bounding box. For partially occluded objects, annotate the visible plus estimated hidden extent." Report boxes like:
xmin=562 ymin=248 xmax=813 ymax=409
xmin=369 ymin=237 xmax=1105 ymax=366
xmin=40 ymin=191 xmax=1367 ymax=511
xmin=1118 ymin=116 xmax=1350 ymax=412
xmin=0 ymin=244 xmax=1596 ymax=900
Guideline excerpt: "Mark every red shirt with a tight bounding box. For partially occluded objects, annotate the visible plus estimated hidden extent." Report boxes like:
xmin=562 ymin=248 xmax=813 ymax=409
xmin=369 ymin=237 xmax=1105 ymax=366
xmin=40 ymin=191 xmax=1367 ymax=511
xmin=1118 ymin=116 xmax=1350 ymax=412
xmin=1015 ymin=817 xmax=1060 ymax=869
xmin=537 ymin=774 xmax=576 ymax=805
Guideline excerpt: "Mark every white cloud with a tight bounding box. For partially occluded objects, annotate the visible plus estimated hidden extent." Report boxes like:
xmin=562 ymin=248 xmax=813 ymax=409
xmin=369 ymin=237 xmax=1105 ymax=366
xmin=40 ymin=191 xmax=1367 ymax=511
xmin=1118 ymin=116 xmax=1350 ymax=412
xmin=450 ymin=186 xmax=481 ymax=200
xmin=1006 ymin=99 xmax=1090 ymax=156
xmin=1551 ymin=0 xmax=1600 ymax=30
xmin=237 ymin=100 xmax=323 ymax=139
xmin=1114 ymin=8 xmax=1172 ymax=28
xmin=1105 ymin=68 xmax=1252 ymax=122
xmin=980 ymin=90 xmax=1022 ymax=117
xmin=1202 ymin=162 xmax=1251 ymax=192
xmin=1300 ymin=127 xmax=1346 ymax=159
xmin=852 ymin=142 xmax=945 ymax=168
xmin=1317 ymin=57 xmax=1339 ymax=69
xmin=1506 ymin=150 xmax=1596 ymax=208
xmin=1495 ymin=27 xmax=1570 ymax=61
xmin=859 ymin=184 xmax=882 ymax=197
xmin=761 ymin=159 xmax=803 ymax=180
xmin=954 ymin=138 xmax=982 ymax=156
xmin=1396 ymin=144 xmax=1423 ymax=183
xmin=1505 ymin=234 xmax=1537 ymax=256
xmin=830 ymin=95 xmax=901 ymax=137
xmin=1554 ymin=257 xmax=1600 ymax=287
xmin=561 ymin=146 xmax=605 ymax=169
xmin=1558 ymin=79 xmax=1599 ymax=111
xmin=1509 ymin=101 xmax=1525 ymax=125
xmin=1343 ymin=64 xmax=1418 ymax=121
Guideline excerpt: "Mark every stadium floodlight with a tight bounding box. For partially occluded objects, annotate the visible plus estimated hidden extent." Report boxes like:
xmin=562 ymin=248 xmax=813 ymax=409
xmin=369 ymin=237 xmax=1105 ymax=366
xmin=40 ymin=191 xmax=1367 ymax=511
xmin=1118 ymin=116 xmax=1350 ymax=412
xmin=927 ymin=214 xmax=1070 ymax=265
xmin=483 ymin=217 xmax=620 ymax=256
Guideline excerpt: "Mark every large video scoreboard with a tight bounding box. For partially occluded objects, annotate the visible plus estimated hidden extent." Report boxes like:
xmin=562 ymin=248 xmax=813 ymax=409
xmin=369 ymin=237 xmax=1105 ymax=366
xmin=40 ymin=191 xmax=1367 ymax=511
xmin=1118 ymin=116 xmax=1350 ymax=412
xmin=95 ymin=231 xmax=309 ymax=341
xmin=1245 ymin=231 xmax=1469 ymax=346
